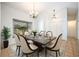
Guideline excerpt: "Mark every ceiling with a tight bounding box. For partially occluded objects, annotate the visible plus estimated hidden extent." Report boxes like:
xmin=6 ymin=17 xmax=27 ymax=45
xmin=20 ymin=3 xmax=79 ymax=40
xmin=2 ymin=2 xmax=78 ymax=20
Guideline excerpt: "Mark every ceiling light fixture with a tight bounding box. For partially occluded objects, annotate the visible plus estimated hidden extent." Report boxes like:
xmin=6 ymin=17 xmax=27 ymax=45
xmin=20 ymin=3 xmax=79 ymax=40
xmin=30 ymin=2 xmax=38 ymax=19
xmin=52 ymin=9 xmax=56 ymax=19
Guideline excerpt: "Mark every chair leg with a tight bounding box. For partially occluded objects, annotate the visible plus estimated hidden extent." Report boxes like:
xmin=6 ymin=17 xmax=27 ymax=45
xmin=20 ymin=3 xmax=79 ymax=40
xmin=16 ymin=46 xmax=18 ymax=52
xmin=18 ymin=46 xmax=20 ymax=56
xmin=37 ymin=48 xmax=41 ymax=57
xmin=56 ymin=51 xmax=58 ymax=57
xmin=37 ymin=51 xmax=39 ymax=57
xmin=26 ymin=54 xmax=28 ymax=57
xmin=21 ymin=52 xmax=24 ymax=57
xmin=58 ymin=50 xmax=60 ymax=56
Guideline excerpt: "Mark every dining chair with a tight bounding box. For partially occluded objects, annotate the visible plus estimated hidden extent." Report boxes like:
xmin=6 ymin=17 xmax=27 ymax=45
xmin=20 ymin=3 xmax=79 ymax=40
xmin=39 ymin=31 xmax=46 ymax=36
xmin=19 ymin=35 xmax=39 ymax=57
xmin=14 ymin=33 xmax=21 ymax=56
xmin=45 ymin=33 xmax=62 ymax=57
xmin=46 ymin=31 xmax=53 ymax=38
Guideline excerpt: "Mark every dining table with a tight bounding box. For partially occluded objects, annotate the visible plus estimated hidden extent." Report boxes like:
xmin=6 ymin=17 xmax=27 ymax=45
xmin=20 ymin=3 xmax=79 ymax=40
xmin=25 ymin=35 xmax=56 ymax=56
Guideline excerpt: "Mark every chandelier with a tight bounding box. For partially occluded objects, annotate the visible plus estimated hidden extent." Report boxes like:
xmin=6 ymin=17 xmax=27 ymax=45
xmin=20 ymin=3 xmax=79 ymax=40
xmin=30 ymin=2 xmax=38 ymax=19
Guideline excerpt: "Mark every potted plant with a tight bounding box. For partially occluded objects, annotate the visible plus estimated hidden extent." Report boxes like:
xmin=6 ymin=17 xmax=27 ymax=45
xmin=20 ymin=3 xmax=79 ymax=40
xmin=1 ymin=26 xmax=11 ymax=48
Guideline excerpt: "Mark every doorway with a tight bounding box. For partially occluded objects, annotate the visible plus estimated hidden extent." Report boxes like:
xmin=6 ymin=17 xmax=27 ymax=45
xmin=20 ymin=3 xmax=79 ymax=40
xmin=67 ymin=8 xmax=78 ymax=56
xmin=67 ymin=8 xmax=77 ymax=39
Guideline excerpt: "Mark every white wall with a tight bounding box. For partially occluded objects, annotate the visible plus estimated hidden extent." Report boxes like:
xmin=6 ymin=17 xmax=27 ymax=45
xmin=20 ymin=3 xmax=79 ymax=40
xmin=78 ymin=3 xmax=79 ymax=39
xmin=1 ymin=3 xmax=34 ymax=45
xmin=68 ymin=20 xmax=76 ymax=38
xmin=35 ymin=5 xmax=67 ymax=40
xmin=0 ymin=3 xmax=1 ymax=56
xmin=1 ymin=3 xmax=68 ymax=45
